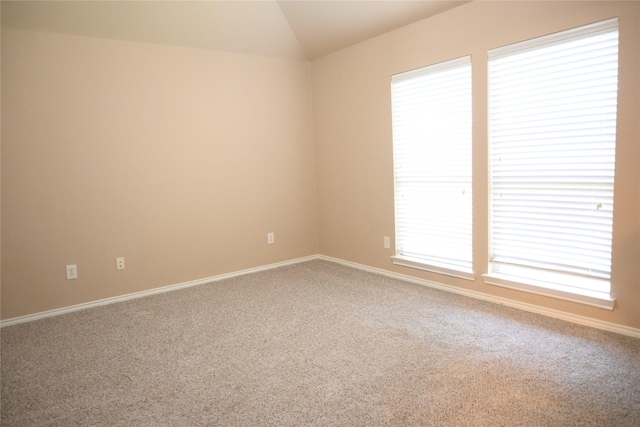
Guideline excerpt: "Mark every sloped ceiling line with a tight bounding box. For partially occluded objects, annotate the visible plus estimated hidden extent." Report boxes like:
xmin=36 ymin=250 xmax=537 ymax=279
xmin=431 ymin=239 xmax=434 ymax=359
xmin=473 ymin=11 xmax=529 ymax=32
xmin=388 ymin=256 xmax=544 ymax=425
xmin=1 ymin=1 xmax=469 ymax=60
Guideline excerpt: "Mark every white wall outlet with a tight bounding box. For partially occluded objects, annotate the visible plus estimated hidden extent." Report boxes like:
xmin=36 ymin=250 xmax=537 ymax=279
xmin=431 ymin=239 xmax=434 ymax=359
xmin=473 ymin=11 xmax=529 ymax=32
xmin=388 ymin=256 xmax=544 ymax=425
xmin=116 ymin=257 xmax=125 ymax=270
xmin=66 ymin=264 xmax=78 ymax=280
xmin=267 ymin=232 xmax=275 ymax=245
xmin=384 ymin=236 xmax=391 ymax=249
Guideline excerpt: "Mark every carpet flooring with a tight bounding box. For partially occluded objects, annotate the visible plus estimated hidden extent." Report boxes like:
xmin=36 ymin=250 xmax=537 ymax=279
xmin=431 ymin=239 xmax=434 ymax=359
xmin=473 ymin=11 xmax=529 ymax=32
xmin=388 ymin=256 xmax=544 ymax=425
xmin=2 ymin=260 xmax=639 ymax=426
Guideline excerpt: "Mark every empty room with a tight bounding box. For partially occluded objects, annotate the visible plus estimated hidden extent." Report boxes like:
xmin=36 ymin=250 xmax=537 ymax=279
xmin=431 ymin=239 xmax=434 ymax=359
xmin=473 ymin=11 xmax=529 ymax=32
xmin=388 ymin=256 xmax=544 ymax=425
xmin=1 ymin=1 xmax=639 ymax=425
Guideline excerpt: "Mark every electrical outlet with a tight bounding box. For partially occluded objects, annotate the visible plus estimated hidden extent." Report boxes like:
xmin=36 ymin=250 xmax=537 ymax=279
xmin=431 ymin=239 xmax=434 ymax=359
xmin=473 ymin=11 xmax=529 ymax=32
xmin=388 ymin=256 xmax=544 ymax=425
xmin=267 ymin=232 xmax=275 ymax=245
xmin=116 ymin=257 xmax=125 ymax=270
xmin=384 ymin=236 xmax=391 ymax=249
xmin=66 ymin=264 xmax=78 ymax=280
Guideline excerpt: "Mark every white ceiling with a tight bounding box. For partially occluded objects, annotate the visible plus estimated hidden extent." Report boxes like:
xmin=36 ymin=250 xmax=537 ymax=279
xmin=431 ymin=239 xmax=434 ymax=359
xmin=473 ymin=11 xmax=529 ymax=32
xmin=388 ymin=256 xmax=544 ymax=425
xmin=1 ymin=1 xmax=469 ymax=60
xmin=278 ymin=1 xmax=469 ymax=59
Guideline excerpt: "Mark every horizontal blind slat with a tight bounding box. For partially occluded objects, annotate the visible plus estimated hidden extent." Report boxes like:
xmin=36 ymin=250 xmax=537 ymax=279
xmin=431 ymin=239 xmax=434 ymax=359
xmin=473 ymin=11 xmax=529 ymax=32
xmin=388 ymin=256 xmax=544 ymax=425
xmin=488 ymin=20 xmax=618 ymax=288
xmin=392 ymin=56 xmax=473 ymax=271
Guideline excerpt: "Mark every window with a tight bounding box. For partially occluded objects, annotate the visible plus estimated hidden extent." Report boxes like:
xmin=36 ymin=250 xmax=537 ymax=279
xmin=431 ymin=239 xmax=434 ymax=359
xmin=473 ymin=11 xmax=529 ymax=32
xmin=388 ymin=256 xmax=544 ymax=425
xmin=487 ymin=18 xmax=619 ymax=305
xmin=391 ymin=56 xmax=473 ymax=278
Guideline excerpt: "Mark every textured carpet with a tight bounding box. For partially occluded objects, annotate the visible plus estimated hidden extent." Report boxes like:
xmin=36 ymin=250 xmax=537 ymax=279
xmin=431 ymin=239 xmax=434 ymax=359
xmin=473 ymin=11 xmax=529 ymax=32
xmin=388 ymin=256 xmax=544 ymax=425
xmin=2 ymin=260 xmax=639 ymax=426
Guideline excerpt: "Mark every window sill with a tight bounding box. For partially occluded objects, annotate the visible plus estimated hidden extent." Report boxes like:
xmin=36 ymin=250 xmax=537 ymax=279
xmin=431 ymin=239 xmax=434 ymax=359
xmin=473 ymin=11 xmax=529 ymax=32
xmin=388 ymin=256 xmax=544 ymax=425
xmin=483 ymin=273 xmax=615 ymax=310
xmin=392 ymin=256 xmax=475 ymax=281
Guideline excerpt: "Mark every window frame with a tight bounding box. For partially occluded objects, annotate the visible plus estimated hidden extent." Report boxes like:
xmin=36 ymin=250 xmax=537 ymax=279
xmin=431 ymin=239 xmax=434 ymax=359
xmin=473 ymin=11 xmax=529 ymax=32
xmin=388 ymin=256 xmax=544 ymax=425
xmin=484 ymin=18 xmax=619 ymax=309
xmin=390 ymin=56 xmax=475 ymax=280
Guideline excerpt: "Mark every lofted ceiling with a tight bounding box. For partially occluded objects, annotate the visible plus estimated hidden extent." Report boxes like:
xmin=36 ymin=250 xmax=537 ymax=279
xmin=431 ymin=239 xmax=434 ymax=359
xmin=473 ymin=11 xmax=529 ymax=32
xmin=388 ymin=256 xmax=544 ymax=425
xmin=1 ymin=1 xmax=469 ymax=60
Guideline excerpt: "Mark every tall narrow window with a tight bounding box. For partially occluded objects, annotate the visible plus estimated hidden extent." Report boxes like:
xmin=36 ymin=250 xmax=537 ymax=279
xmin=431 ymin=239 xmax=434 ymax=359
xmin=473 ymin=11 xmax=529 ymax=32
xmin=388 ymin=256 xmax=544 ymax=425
xmin=391 ymin=56 xmax=473 ymax=277
xmin=488 ymin=19 xmax=618 ymax=303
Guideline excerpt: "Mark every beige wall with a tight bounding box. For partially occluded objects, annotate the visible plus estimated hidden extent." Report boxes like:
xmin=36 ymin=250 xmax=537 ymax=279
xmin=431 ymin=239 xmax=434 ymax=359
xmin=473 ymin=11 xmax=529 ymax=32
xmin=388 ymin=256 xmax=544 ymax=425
xmin=2 ymin=1 xmax=639 ymax=331
xmin=1 ymin=29 xmax=318 ymax=319
xmin=312 ymin=1 xmax=640 ymax=328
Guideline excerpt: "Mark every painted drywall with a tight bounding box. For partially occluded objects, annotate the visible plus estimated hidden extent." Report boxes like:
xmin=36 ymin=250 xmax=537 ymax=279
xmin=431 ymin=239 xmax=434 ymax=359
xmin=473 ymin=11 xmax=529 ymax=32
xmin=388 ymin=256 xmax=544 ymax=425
xmin=2 ymin=1 xmax=639 ymax=331
xmin=312 ymin=1 xmax=640 ymax=328
xmin=1 ymin=29 xmax=318 ymax=319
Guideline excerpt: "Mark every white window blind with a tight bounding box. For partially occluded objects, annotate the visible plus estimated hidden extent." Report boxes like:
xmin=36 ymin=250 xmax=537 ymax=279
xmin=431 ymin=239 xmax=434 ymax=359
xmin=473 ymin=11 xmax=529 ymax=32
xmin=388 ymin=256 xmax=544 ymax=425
xmin=488 ymin=19 xmax=618 ymax=298
xmin=392 ymin=56 xmax=473 ymax=275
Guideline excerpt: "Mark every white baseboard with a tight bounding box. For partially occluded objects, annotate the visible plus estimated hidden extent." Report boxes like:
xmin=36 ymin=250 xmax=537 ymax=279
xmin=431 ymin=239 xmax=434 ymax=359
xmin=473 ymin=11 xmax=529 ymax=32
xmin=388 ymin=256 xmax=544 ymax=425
xmin=3 ymin=254 xmax=639 ymax=339
xmin=0 ymin=255 xmax=319 ymax=328
xmin=318 ymin=255 xmax=640 ymax=339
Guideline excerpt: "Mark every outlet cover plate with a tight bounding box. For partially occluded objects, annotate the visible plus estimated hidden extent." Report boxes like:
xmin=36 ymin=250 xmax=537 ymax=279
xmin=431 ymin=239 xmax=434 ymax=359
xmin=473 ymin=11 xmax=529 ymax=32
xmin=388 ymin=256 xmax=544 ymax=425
xmin=66 ymin=264 xmax=78 ymax=280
